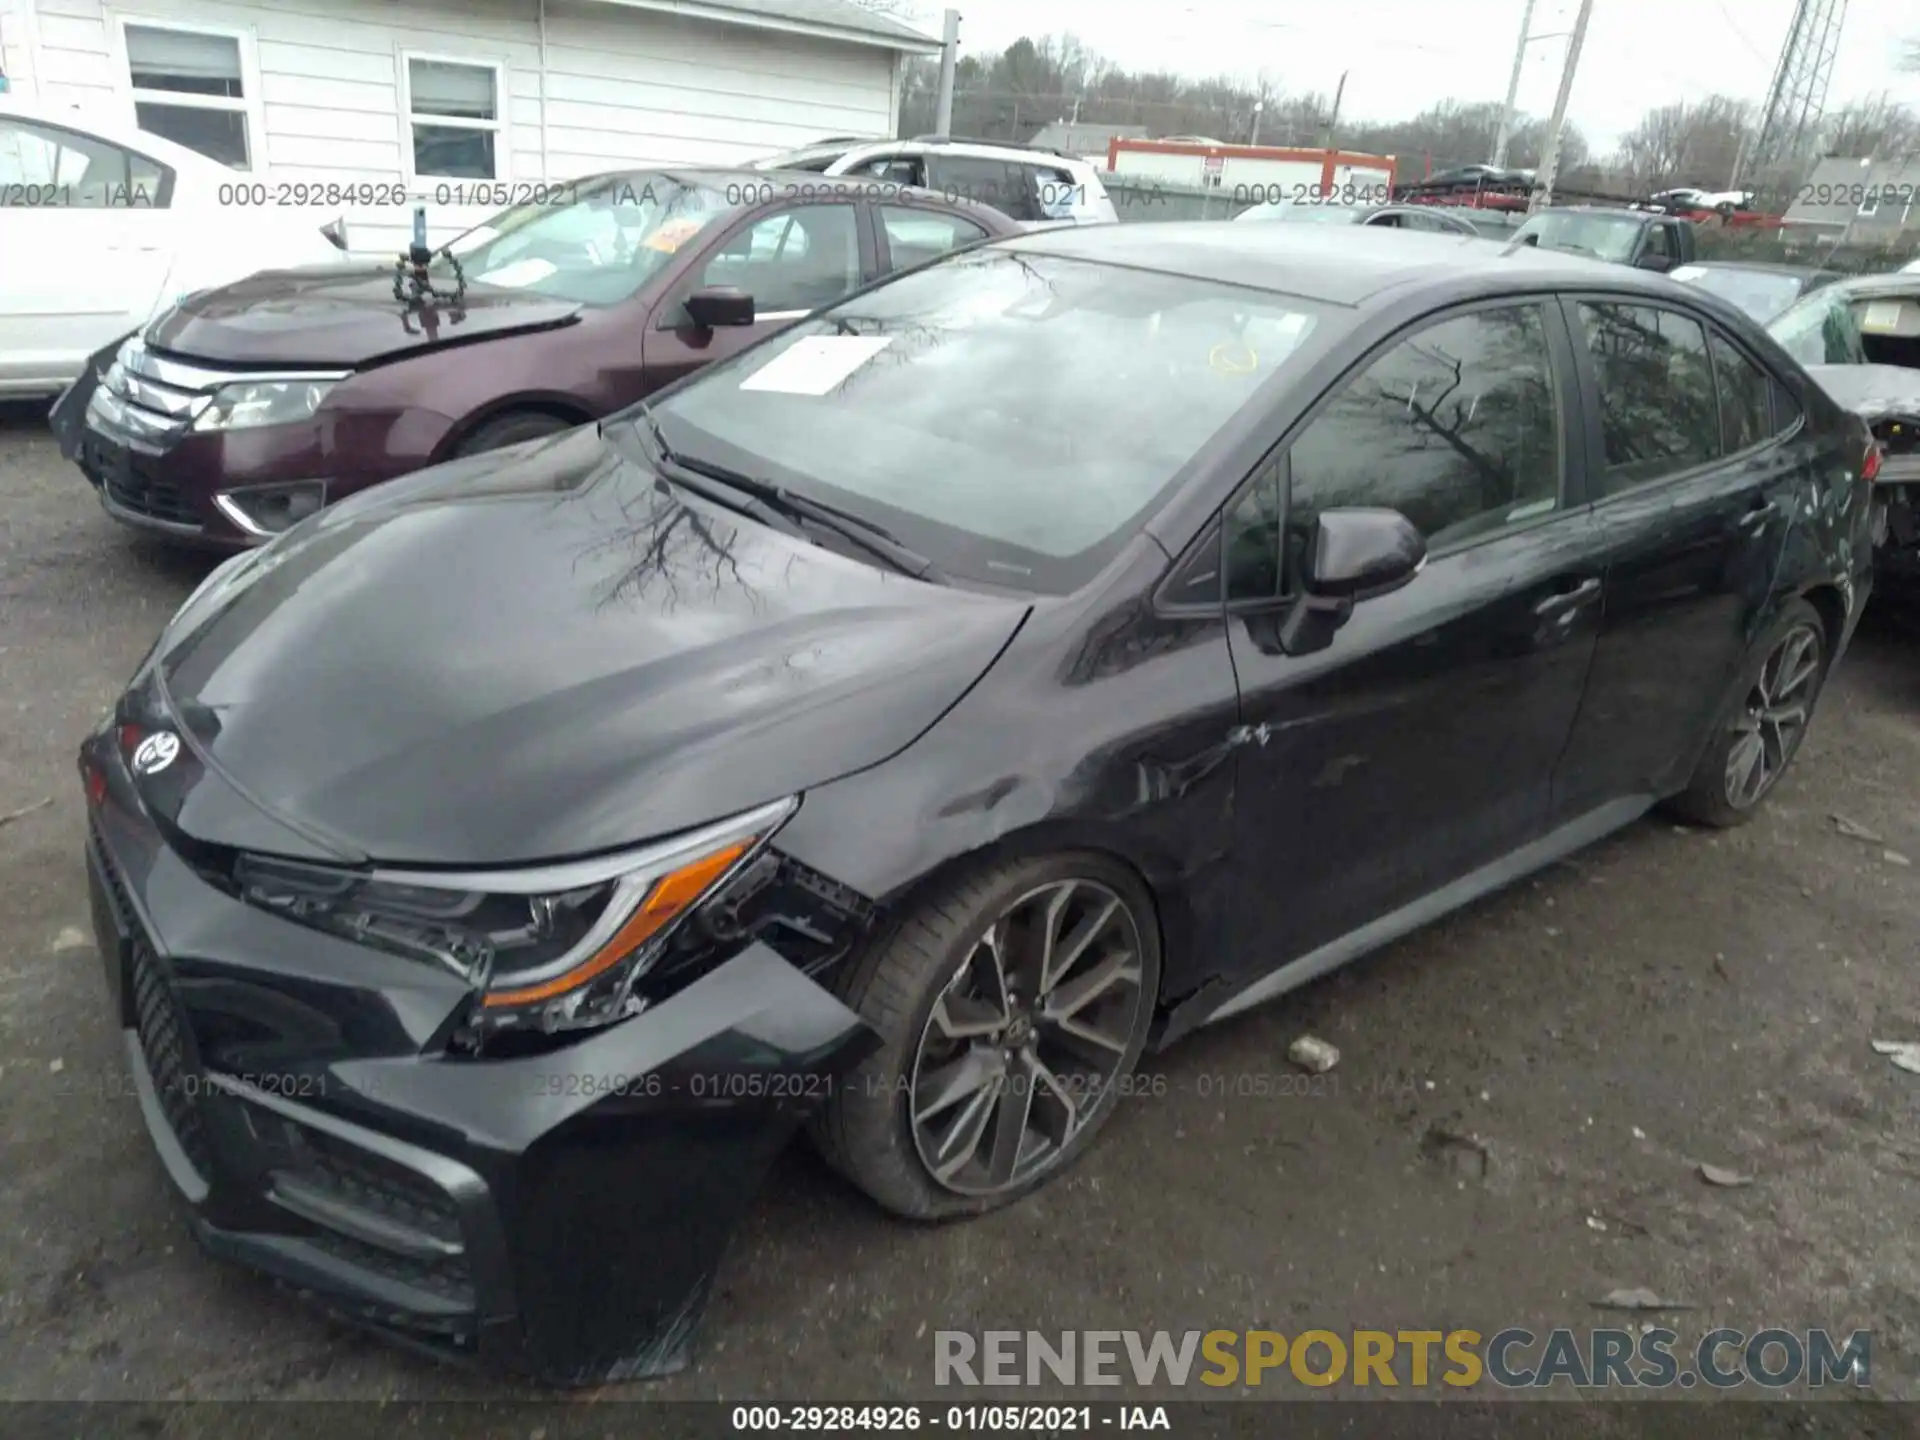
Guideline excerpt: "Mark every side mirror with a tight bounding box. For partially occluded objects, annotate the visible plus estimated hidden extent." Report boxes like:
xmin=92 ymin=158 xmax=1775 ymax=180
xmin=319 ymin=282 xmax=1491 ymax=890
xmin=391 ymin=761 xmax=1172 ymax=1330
xmin=1302 ymin=507 xmax=1426 ymax=601
xmin=684 ymin=286 xmax=755 ymax=329
xmin=1275 ymin=508 xmax=1426 ymax=657
xmin=1634 ymin=251 xmax=1674 ymax=272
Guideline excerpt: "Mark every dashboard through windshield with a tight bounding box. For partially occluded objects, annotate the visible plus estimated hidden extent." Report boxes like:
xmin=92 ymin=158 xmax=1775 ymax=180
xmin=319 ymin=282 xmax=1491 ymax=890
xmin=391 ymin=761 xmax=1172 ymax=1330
xmin=639 ymin=250 xmax=1326 ymax=593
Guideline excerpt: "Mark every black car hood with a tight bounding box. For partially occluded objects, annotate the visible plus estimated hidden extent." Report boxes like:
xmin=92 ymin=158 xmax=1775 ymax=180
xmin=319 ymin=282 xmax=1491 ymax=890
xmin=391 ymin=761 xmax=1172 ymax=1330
xmin=140 ymin=426 xmax=1030 ymax=866
xmin=145 ymin=265 xmax=581 ymax=368
xmin=1807 ymin=364 xmax=1920 ymax=424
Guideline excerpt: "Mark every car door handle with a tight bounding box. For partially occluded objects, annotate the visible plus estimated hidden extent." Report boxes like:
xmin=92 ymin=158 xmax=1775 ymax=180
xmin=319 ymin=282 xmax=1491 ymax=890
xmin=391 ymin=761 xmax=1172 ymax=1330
xmin=1737 ymin=499 xmax=1779 ymax=532
xmin=1533 ymin=577 xmax=1601 ymax=617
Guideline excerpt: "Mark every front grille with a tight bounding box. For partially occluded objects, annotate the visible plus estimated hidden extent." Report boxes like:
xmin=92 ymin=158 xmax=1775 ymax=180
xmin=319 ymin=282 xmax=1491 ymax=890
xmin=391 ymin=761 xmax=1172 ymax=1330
xmin=129 ymin=937 xmax=214 ymax=1176
xmin=98 ymin=445 xmax=199 ymax=527
xmin=274 ymin=1123 xmax=474 ymax=1308
xmin=304 ymin=1229 xmax=475 ymax=1309
xmin=89 ymin=822 xmax=137 ymax=933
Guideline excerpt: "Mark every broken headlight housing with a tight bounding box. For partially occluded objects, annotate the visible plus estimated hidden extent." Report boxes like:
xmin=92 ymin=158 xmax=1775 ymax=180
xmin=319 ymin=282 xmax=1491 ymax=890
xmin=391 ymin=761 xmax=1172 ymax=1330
xmin=233 ymin=797 xmax=795 ymax=1035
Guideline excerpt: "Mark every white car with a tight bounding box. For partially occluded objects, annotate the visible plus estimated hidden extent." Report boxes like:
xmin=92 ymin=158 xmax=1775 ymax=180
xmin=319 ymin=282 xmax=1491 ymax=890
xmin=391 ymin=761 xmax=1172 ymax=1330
xmin=746 ymin=136 xmax=1118 ymax=227
xmin=0 ymin=95 xmax=347 ymax=398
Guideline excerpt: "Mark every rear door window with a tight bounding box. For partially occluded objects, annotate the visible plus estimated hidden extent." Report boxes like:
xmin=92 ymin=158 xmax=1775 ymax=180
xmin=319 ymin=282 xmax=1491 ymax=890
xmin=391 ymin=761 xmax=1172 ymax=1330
xmin=879 ymin=205 xmax=989 ymax=270
xmin=0 ymin=116 xmax=171 ymax=207
xmin=927 ymin=155 xmax=1034 ymax=220
xmin=1575 ymin=302 xmax=1720 ymax=493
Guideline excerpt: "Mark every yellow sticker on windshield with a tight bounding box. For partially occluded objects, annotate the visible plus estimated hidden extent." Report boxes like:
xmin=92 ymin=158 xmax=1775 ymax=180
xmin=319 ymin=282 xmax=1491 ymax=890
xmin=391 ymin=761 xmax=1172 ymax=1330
xmin=644 ymin=217 xmax=706 ymax=253
xmin=1209 ymin=341 xmax=1259 ymax=375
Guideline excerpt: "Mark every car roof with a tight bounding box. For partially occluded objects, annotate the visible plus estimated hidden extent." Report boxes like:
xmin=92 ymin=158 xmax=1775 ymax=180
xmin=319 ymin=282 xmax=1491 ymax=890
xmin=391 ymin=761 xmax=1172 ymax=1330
xmin=0 ymin=94 xmax=233 ymax=179
xmin=1687 ymin=260 xmax=1827 ymax=278
xmin=1536 ymin=206 xmax=1647 ymax=220
xmin=1824 ymin=271 xmax=1920 ymax=298
xmin=649 ymin=166 xmax=1012 ymax=221
xmin=836 ymin=137 xmax=1092 ymax=169
xmin=994 ymin=221 xmax=1643 ymax=307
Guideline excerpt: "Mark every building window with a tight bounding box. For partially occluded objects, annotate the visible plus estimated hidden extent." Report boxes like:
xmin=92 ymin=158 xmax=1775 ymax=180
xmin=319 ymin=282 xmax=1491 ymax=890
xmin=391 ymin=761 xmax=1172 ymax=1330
xmin=404 ymin=56 xmax=501 ymax=179
xmin=123 ymin=22 xmax=252 ymax=169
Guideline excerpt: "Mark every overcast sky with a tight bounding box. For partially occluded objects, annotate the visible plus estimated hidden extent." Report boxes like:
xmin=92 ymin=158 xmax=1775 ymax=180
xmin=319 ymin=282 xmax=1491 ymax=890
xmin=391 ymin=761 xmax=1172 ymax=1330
xmin=919 ymin=0 xmax=1918 ymax=152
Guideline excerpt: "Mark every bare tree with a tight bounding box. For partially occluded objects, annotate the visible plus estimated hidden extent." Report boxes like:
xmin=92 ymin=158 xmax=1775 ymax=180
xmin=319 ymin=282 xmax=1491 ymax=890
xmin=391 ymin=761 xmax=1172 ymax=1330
xmin=1612 ymin=95 xmax=1752 ymax=190
xmin=1820 ymin=93 xmax=1920 ymax=159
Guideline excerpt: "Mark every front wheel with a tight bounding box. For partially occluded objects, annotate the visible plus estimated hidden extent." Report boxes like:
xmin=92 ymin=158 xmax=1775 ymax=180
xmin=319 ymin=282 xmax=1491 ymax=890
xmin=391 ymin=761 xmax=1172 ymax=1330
xmin=1665 ymin=599 xmax=1828 ymax=828
xmin=813 ymin=854 xmax=1160 ymax=1219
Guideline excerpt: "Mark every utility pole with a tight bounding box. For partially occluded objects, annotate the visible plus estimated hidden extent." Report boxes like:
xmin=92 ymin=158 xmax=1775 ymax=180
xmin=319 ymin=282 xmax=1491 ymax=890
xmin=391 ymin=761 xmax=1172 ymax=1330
xmin=1249 ymin=98 xmax=1264 ymax=147
xmin=934 ymin=9 xmax=960 ymax=138
xmin=1529 ymin=0 xmax=1595 ymax=214
xmin=1322 ymin=71 xmax=1348 ymax=149
xmin=1491 ymin=0 xmax=1538 ymax=167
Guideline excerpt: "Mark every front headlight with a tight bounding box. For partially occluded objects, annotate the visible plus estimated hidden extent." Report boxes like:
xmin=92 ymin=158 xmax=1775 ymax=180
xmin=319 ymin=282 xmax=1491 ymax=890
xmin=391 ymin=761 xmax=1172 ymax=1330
xmin=232 ymin=797 xmax=796 ymax=1036
xmin=192 ymin=380 xmax=336 ymax=433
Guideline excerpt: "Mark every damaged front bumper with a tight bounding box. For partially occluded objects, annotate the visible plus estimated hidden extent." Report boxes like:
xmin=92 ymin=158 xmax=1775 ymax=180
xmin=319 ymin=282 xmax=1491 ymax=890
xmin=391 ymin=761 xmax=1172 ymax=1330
xmin=79 ymin=726 xmax=880 ymax=1386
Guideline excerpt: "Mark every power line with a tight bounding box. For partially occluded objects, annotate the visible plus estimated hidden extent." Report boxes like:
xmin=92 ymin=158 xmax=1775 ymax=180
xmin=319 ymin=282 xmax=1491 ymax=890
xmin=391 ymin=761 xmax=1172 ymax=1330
xmin=1709 ymin=0 xmax=1772 ymax=65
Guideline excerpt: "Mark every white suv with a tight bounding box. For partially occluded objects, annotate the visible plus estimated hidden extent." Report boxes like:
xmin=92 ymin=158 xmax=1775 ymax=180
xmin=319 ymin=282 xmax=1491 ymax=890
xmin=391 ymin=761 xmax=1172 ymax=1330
xmin=748 ymin=136 xmax=1118 ymax=228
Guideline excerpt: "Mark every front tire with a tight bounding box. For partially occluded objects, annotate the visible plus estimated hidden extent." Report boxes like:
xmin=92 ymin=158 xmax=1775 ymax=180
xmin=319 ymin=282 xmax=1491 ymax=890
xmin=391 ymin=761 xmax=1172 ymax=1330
xmin=450 ymin=409 xmax=576 ymax=458
xmin=1665 ymin=598 xmax=1828 ymax=828
xmin=814 ymin=853 xmax=1160 ymax=1219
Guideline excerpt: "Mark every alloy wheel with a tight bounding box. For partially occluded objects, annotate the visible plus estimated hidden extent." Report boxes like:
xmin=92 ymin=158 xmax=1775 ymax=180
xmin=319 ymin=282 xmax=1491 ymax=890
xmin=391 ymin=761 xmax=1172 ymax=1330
xmin=908 ymin=879 xmax=1146 ymax=1197
xmin=1724 ymin=621 xmax=1823 ymax=810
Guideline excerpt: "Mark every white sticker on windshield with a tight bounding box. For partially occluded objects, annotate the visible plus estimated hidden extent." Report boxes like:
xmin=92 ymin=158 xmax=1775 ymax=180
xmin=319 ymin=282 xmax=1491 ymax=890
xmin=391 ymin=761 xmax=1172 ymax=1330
xmin=1862 ymin=301 xmax=1904 ymax=333
xmin=475 ymin=257 xmax=557 ymax=289
xmin=1670 ymin=264 xmax=1707 ymax=281
xmin=739 ymin=336 xmax=894 ymax=396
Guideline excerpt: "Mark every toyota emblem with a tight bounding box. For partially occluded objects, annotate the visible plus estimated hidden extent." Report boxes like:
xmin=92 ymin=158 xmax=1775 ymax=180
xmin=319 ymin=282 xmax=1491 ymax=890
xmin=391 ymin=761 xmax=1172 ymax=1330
xmin=130 ymin=731 xmax=181 ymax=777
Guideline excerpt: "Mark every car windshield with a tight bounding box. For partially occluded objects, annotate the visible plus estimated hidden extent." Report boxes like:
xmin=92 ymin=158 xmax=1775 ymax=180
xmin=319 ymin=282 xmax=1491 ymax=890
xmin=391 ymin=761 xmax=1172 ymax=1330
xmin=1238 ymin=202 xmax=1361 ymax=225
xmin=1671 ymin=266 xmax=1806 ymax=321
xmin=642 ymin=248 xmax=1326 ymax=593
xmin=1512 ymin=211 xmax=1643 ymax=262
xmin=440 ymin=174 xmax=735 ymax=306
xmin=1768 ymin=289 xmax=1868 ymax=366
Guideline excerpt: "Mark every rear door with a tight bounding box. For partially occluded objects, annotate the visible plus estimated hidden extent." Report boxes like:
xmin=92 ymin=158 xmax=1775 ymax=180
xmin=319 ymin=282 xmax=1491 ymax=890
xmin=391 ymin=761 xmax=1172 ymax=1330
xmin=925 ymin=154 xmax=1039 ymax=223
xmin=0 ymin=115 xmax=175 ymax=392
xmin=643 ymin=198 xmax=875 ymax=395
xmin=1551 ymin=298 xmax=1804 ymax=816
xmin=1223 ymin=297 xmax=1604 ymax=966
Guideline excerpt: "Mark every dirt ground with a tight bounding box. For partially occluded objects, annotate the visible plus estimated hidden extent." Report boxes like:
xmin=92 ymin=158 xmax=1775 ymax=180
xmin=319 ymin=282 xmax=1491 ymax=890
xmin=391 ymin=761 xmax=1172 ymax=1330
xmin=2 ymin=400 xmax=1918 ymax=1420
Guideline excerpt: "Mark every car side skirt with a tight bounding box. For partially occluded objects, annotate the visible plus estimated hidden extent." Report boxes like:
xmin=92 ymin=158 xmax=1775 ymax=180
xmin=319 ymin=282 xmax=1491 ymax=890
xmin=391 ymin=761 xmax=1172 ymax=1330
xmin=1157 ymin=795 xmax=1654 ymax=1048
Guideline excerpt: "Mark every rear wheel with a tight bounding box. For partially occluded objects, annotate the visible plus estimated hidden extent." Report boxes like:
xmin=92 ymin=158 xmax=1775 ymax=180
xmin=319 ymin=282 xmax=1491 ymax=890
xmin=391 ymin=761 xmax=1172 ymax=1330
xmin=1665 ymin=599 xmax=1828 ymax=828
xmin=450 ymin=410 xmax=577 ymax=458
xmin=814 ymin=853 xmax=1160 ymax=1219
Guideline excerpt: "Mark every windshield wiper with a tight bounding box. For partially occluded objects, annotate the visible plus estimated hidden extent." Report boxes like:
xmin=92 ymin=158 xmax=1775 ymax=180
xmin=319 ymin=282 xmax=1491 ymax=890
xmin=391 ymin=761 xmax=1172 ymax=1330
xmin=631 ymin=406 xmax=945 ymax=583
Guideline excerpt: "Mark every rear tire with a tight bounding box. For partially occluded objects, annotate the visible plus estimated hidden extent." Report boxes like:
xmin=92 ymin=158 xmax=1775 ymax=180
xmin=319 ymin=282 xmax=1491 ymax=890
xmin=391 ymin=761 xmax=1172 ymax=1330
xmin=1664 ymin=599 xmax=1828 ymax=829
xmin=450 ymin=410 xmax=577 ymax=458
xmin=813 ymin=852 xmax=1160 ymax=1220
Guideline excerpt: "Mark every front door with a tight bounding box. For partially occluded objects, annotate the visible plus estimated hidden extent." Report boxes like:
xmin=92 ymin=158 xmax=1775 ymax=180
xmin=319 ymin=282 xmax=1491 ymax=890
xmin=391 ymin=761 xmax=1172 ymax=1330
xmin=1551 ymin=299 xmax=1804 ymax=815
xmin=1224 ymin=300 xmax=1604 ymax=970
xmin=643 ymin=200 xmax=873 ymax=396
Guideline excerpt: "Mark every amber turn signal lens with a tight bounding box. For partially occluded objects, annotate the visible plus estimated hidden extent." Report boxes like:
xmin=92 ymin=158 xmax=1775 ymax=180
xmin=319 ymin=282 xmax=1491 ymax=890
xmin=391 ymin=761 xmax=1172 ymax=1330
xmin=480 ymin=840 xmax=751 ymax=1009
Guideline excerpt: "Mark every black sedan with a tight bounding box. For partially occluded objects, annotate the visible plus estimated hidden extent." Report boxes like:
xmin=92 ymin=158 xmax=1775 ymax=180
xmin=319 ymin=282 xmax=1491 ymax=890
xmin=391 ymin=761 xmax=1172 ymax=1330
xmin=80 ymin=223 xmax=1879 ymax=1386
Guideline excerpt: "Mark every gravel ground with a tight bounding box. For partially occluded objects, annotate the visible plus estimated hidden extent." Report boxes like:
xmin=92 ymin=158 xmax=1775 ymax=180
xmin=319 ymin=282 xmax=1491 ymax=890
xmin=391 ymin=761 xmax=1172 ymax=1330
xmin=2 ymin=401 xmax=1917 ymax=1423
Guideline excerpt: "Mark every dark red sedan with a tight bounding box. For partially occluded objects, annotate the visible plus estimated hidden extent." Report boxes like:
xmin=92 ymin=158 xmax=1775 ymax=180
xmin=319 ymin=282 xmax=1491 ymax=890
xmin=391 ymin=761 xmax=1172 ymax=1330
xmin=52 ymin=169 xmax=1015 ymax=547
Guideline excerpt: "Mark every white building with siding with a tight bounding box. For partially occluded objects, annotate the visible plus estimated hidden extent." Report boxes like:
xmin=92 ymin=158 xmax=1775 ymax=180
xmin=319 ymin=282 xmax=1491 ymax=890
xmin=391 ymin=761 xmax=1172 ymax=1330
xmin=0 ymin=0 xmax=937 ymax=250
